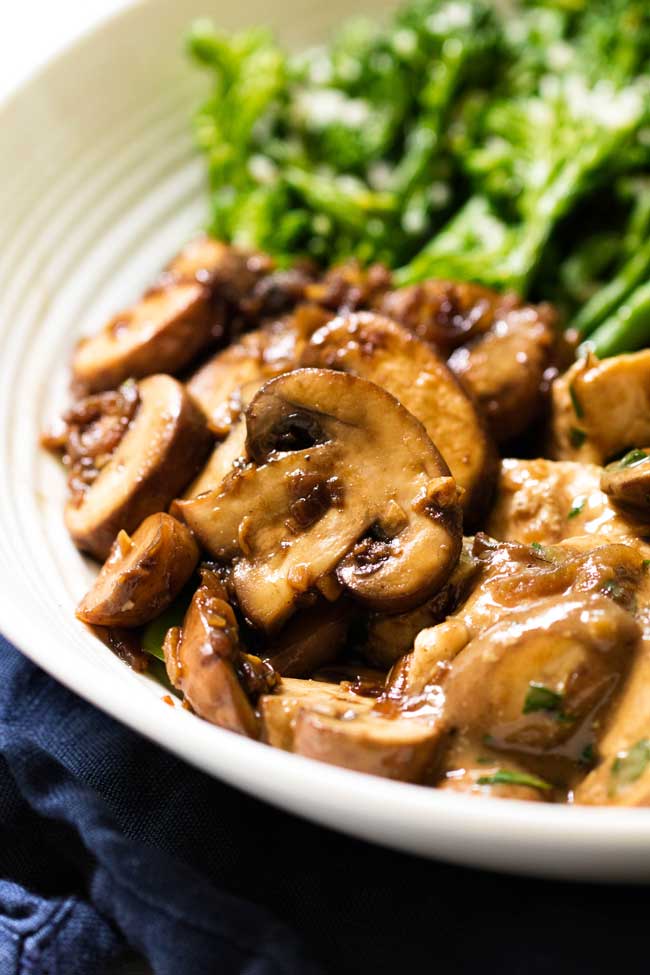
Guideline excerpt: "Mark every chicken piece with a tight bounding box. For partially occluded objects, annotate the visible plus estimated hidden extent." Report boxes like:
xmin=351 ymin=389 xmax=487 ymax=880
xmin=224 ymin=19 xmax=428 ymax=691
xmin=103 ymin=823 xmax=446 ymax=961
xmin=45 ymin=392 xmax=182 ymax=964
xmin=550 ymin=350 xmax=650 ymax=464
xmin=487 ymin=458 xmax=650 ymax=547
xmin=443 ymin=595 xmax=639 ymax=763
xmin=164 ymin=566 xmax=278 ymax=736
xmin=574 ymin=561 xmax=650 ymax=806
xmin=386 ymin=534 xmax=644 ymax=707
xmin=186 ymin=304 xmax=331 ymax=436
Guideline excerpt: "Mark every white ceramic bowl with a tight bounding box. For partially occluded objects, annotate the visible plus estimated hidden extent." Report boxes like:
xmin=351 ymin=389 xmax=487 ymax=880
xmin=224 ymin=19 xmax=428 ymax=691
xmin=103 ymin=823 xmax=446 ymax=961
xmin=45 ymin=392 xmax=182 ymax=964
xmin=2 ymin=0 xmax=650 ymax=882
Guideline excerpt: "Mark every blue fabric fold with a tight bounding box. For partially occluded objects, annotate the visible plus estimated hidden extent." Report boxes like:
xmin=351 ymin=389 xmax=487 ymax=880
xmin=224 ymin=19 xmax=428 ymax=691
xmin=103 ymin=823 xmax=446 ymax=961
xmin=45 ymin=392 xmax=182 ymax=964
xmin=0 ymin=636 xmax=320 ymax=975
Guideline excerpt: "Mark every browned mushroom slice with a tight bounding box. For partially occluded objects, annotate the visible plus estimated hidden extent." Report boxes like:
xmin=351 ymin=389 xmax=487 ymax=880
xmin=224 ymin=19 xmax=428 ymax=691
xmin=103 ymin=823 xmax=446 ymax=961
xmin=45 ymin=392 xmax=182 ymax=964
xmin=164 ymin=235 xmax=273 ymax=296
xmin=164 ymin=566 xmax=278 ymax=737
xmin=260 ymin=679 xmax=370 ymax=748
xmin=71 ymin=238 xmax=276 ymax=395
xmin=176 ymin=369 xmax=463 ymax=630
xmin=264 ymin=600 xmax=352 ymax=677
xmin=303 ymin=312 xmax=498 ymax=525
xmin=448 ymin=304 xmax=556 ymax=443
xmin=76 ymin=513 xmax=199 ymax=627
xmin=378 ymin=279 xmax=514 ymax=356
xmin=72 ymin=281 xmax=219 ymax=395
xmin=293 ymin=707 xmax=444 ymax=782
xmin=550 ymin=350 xmax=650 ymax=464
xmin=66 ymin=374 xmax=211 ymax=559
xmin=442 ymin=594 xmax=640 ymax=763
xmin=305 ymin=260 xmax=392 ymax=311
xmin=187 ymin=304 xmax=331 ymax=435
xmin=357 ymin=541 xmax=479 ymax=668
xmin=260 ymin=677 xmax=445 ymax=782
xmin=601 ymin=450 xmax=650 ymax=515
xmin=184 ymin=417 xmax=248 ymax=499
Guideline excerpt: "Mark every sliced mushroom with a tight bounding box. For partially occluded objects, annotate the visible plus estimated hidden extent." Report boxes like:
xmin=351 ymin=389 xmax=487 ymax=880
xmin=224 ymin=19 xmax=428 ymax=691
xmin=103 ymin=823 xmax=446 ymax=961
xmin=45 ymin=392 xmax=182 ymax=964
xmin=550 ymin=350 xmax=650 ymax=464
xmin=293 ymin=707 xmax=444 ymax=782
xmin=264 ymin=599 xmax=352 ymax=677
xmin=381 ymin=282 xmax=558 ymax=442
xmin=448 ymin=304 xmax=556 ymax=443
xmin=305 ymin=259 xmax=392 ymax=311
xmin=302 ymin=312 xmax=498 ymax=525
xmin=164 ymin=235 xmax=273 ymax=297
xmin=356 ymin=540 xmax=479 ymax=669
xmin=175 ymin=368 xmax=463 ymax=630
xmin=443 ymin=595 xmax=640 ymax=762
xmin=260 ymin=678 xmax=374 ymax=749
xmin=378 ymin=279 xmax=514 ymax=356
xmin=187 ymin=304 xmax=331 ymax=435
xmin=164 ymin=566 xmax=278 ymax=737
xmin=76 ymin=513 xmax=199 ymax=627
xmin=601 ymin=449 xmax=650 ymax=515
xmin=259 ymin=677 xmax=445 ymax=782
xmin=66 ymin=374 xmax=211 ymax=559
xmin=184 ymin=417 xmax=248 ymax=499
xmin=72 ymin=237 xmax=274 ymax=395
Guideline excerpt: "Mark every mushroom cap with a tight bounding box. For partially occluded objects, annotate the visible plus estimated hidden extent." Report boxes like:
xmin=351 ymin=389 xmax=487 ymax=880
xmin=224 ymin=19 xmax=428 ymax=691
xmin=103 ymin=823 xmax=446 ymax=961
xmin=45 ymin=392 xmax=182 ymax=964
xmin=303 ymin=312 xmax=498 ymax=525
xmin=76 ymin=513 xmax=199 ymax=627
xmin=176 ymin=368 xmax=463 ymax=631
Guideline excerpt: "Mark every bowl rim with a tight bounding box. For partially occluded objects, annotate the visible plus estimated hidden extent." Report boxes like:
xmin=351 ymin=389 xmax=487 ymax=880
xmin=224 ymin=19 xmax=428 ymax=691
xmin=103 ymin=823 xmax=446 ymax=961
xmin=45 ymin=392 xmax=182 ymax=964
xmin=3 ymin=0 xmax=650 ymax=881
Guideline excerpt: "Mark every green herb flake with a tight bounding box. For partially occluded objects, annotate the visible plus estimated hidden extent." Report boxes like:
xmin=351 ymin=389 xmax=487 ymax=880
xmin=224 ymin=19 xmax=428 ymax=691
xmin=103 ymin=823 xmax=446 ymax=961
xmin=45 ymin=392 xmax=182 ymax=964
xmin=568 ymin=496 xmax=586 ymax=519
xmin=601 ymin=579 xmax=625 ymax=601
xmin=477 ymin=770 xmax=552 ymax=792
xmin=579 ymin=743 xmax=596 ymax=768
xmin=617 ymin=448 xmax=649 ymax=468
xmin=610 ymin=738 xmax=650 ymax=792
xmin=643 ymin=559 xmax=650 ymax=572
xmin=569 ymin=427 xmax=587 ymax=449
xmin=569 ymin=382 xmax=584 ymax=419
xmin=523 ymin=682 xmax=563 ymax=715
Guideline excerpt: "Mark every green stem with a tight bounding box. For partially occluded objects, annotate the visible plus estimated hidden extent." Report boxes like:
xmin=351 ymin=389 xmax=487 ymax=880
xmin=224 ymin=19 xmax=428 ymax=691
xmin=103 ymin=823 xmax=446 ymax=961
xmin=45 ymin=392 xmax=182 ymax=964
xmin=583 ymin=280 xmax=650 ymax=357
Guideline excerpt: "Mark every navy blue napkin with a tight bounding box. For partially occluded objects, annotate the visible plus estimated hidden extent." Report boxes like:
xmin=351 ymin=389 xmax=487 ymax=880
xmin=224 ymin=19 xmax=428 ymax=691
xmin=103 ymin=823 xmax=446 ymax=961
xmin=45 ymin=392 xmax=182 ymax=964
xmin=2 ymin=633 xmax=650 ymax=975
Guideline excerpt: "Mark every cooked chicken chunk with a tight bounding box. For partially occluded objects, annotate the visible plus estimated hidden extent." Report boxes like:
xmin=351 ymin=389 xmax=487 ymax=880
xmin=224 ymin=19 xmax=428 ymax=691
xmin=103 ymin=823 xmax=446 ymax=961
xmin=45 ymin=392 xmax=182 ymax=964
xmin=550 ymin=350 xmax=650 ymax=464
xmin=488 ymin=458 xmax=650 ymax=547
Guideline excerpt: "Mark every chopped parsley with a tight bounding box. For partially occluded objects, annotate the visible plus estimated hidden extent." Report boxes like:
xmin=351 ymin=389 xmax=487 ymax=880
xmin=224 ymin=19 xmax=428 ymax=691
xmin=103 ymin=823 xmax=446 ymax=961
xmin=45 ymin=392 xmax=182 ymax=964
xmin=569 ymin=427 xmax=587 ymax=448
xmin=579 ymin=743 xmax=596 ymax=768
xmin=601 ymin=579 xmax=626 ymax=600
xmin=523 ymin=682 xmax=563 ymax=714
xmin=643 ymin=559 xmax=650 ymax=572
xmin=477 ymin=770 xmax=552 ymax=792
xmin=568 ymin=496 xmax=586 ymax=519
xmin=616 ymin=448 xmax=649 ymax=468
xmin=610 ymin=738 xmax=650 ymax=793
xmin=569 ymin=382 xmax=584 ymax=419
